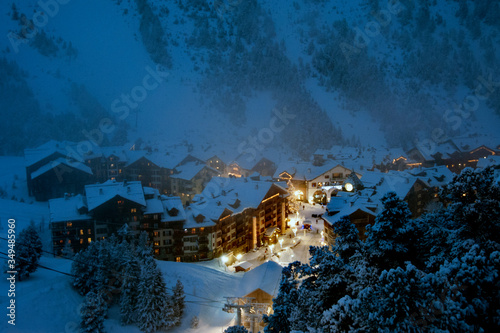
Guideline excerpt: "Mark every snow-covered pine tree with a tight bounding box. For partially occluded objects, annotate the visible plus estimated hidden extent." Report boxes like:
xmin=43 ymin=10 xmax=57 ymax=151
xmin=134 ymin=231 xmax=153 ymax=260
xmin=224 ymin=325 xmax=248 ymax=333
xmin=80 ymin=291 xmax=107 ymax=333
xmin=136 ymin=257 xmax=174 ymax=332
xmin=119 ymin=255 xmax=141 ymax=325
xmin=364 ymin=191 xmax=413 ymax=270
xmin=331 ymin=215 xmax=362 ymax=261
xmin=15 ymin=223 xmax=43 ymax=280
xmin=441 ymin=166 xmax=500 ymax=255
xmin=172 ymin=279 xmax=185 ymax=326
xmin=263 ymin=262 xmax=301 ymax=332
xmin=190 ymin=315 xmax=199 ymax=328
xmin=72 ymin=241 xmax=100 ymax=295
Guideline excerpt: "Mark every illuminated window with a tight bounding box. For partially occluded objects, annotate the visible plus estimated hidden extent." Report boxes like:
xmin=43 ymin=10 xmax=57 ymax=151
xmin=176 ymin=257 xmax=181 ymax=262
xmin=80 ymin=239 xmax=83 ymax=244
xmin=80 ymin=229 xmax=83 ymax=235
xmin=131 ymin=208 xmax=137 ymax=213
xmin=154 ymin=249 xmax=159 ymax=255
xmin=192 ymin=228 xmax=196 ymax=234
xmin=117 ymin=200 xmax=123 ymax=205
xmin=154 ymin=241 xmax=160 ymax=246
xmin=88 ymin=238 xmax=92 ymax=243
xmin=88 ymin=229 xmax=92 ymax=235
xmin=154 ymin=231 xmax=159 ymax=237
xmin=200 ymin=227 xmax=205 ymax=232
xmin=66 ymin=222 xmax=73 ymax=228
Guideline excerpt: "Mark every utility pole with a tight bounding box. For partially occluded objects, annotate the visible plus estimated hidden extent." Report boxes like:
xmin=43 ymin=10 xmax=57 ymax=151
xmin=222 ymin=297 xmax=270 ymax=333
xmin=245 ymin=303 xmax=269 ymax=333
xmin=222 ymin=297 xmax=254 ymax=327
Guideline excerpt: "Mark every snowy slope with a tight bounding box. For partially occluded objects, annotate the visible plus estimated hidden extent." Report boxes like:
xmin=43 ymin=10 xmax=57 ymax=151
xmin=0 ymin=257 xmax=242 ymax=333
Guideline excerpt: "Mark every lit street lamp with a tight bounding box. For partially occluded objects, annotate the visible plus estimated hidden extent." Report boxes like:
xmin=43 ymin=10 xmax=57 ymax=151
xmin=221 ymin=255 xmax=228 ymax=271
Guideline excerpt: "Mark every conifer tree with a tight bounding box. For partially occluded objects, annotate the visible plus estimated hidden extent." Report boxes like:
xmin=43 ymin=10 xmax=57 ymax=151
xmin=119 ymin=256 xmax=141 ymax=325
xmin=224 ymin=326 xmax=248 ymax=333
xmin=80 ymin=291 xmax=107 ymax=333
xmin=136 ymin=258 xmax=174 ymax=332
xmin=15 ymin=223 xmax=43 ymax=280
xmin=364 ymin=192 xmax=413 ymax=270
xmin=172 ymin=279 xmax=185 ymax=326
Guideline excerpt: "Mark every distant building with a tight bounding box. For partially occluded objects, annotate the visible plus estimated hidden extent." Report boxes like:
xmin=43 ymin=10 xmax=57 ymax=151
xmin=49 ymin=194 xmax=92 ymax=255
xmin=238 ymin=261 xmax=283 ymax=331
xmin=25 ymin=141 xmax=93 ymax=201
xmin=186 ymin=176 xmax=289 ymax=259
xmin=170 ymin=161 xmax=220 ymax=204
xmin=274 ymin=162 xmax=361 ymax=203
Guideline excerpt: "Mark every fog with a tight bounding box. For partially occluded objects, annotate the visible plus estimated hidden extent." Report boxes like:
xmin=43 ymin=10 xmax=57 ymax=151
xmin=1 ymin=0 xmax=499 ymax=157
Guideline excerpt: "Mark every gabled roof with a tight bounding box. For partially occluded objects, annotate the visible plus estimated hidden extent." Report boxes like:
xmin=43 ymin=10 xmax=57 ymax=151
xmin=171 ymin=161 xmax=219 ymax=181
xmin=273 ymin=161 xmax=355 ymax=181
xmin=161 ymin=196 xmax=186 ymax=222
xmin=85 ymin=180 xmax=146 ymax=211
xmin=49 ymin=194 xmax=90 ymax=223
xmin=31 ymin=157 xmax=92 ymax=179
xmin=24 ymin=140 xmax=82 ymax=167
xmin=406 ymin=166 xmax=454 ymax=187
xmin=476 ymin=155 xmax=500 ymax=169
xmin=323 ymin=204 xmax=376 ymax=227
xmin=147 ymin=151 xmax=185 ymax=170
xmin=190 ymin=177 xmax=287 ymax=220
xmin=240 ymin=261 xmax=283 ymax=297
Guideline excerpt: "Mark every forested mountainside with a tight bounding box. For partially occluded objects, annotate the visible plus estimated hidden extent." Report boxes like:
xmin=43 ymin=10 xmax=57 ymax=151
xmin=1 ymin=0 xmax=498 ymax=155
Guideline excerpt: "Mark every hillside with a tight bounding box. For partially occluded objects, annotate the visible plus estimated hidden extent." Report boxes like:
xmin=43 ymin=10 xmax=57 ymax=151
xmin=0 ymin=0 xmax=499 ymax=156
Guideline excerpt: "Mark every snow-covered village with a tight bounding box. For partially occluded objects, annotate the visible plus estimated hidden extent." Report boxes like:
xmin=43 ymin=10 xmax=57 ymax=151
xmin=1 ymin=0 xmax=500 ymax=332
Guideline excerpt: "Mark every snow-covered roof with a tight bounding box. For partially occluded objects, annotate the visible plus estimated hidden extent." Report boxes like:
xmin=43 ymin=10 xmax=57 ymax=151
xmin=147 ymin=151 xmax=185 ymax=169
xmin=161 ymin=196 xmax=187 ymax=222
xmin=240 ymin=261 xmax=283 ymax=297
xmin=406 ymin=166 xmax=454 ymax=187
xmin=324 ymin=204 xmax=376 ymax=227
xmin=144 ymin=198 xmax=164 ymax=215
xmin=476 ymin=155 xmax=500 ymax=169
xmin=183 ymin=209 xmax=217 ymax=228
xmin=273 ymin=161 xmax=356 ymax=180
xmin=31 ymin=157 xmax=93 ymax=179
xmin=171 ymin=161 xmax=219 ymax=181
xmin=234 ymin=261 xmax=253 ymax=271
xmin=49 ymin=194 xmax=91 ymax=223
xmin=24 ymin=140 xmax=81 ymax=167
xmin=327 ymin=196 xmax=349 ymax=213
xmin=85 ymin=180 xmax=145 ymax=211
xmin=124 ymin=150 xmax=149 ymax=167
xmin=189 ymin=177 xmax=288 ymax=220
xmin=451 ymin=136 xmax=500 ymax=152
